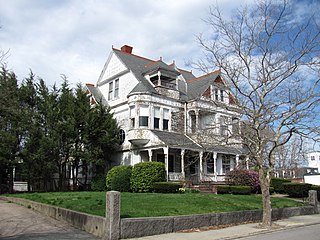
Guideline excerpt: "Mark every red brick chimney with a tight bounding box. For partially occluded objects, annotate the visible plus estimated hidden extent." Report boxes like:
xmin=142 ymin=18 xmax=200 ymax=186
xmin=121 ymin=45 xmax=133 ymax=54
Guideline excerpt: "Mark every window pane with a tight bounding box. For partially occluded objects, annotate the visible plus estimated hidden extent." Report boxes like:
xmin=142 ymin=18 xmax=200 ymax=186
xmin=140 ymin=105 xmax=149 ymax=116
xmin=163 ymin=119 xmax=169 ymax=130
xmin=154 ymin=107 xmax=160 ymax=118
xmin=108 ymin=82 xmax=113 ymax=100
xmin=154 ymin=118 xmax=160 ymax=129
xmin=114 ymin=79 xmax=119 ymax=98
xmin=139 ymin=116 xmax=149 ymax=127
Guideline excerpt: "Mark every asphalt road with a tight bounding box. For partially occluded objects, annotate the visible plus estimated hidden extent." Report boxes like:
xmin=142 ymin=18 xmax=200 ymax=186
xmin=240 ymin=223 xmax=320 ymax=240
xmin=0 ymin=199 xmax=97 ymax=240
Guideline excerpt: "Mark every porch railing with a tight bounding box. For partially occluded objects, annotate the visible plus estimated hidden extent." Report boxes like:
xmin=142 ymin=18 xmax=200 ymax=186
xmin=168 ymin=172 xmax=184 ymax=181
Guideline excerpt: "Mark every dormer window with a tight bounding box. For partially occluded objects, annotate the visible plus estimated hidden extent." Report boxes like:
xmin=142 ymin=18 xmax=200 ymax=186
xmin=150 ymin=73 xmax=176 ymax=90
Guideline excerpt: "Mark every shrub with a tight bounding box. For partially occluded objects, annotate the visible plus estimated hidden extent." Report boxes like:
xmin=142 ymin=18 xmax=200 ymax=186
xmin=226 ymin=169 xmax=260 ymax=193
xmin=153 ymin=182 xmax=183 ymax=193
xmin=311 ymin=185 xmax=320 ymax=201
xmin=131 ymin=162 xmax=166 ymax=193
xmin=270 ymin=178 xmax=291 ymax=193
xmin=91 ymin=175 xmax=106 ymax=191
xmin=217 ymin=185 xmax=231 ymax=194
xmin=229 ymin=186 xmax=251 ymax=195
xmin=185 ymin=188 xmax=200 ymax=194
xmin=106 ymin=166 xmax=132 ymax=192
xmin=283 ymin=183 xmax=312 ymax=198
xmin=217 ymin=185 xmax=251 ymax=195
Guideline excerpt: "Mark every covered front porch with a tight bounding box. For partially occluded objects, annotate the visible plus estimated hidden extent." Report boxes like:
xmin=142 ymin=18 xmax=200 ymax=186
xmin=137 ymin=146 xmax=248 ymax=184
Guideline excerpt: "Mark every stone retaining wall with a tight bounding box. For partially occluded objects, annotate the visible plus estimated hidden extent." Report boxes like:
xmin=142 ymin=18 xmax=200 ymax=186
xmin=0 ymin=196 xmax=105 ymax=237
xmin=1 ymin=192 xmax=318 ymax=240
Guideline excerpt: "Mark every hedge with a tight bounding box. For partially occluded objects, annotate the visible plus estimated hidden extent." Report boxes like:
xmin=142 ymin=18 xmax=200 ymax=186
xmin=131 ymin=162 xmax=166 ymax=192
xmin=217 ymin=185 xmax=251 ymax=195
xmin=106 ymin=165 xmax=132 ymax=192
xmin=270 ymin=178 xmax=291 ymax=193
xmin=153 ymin=182 xmax=183 ymax=193
xmin=283 ymin=183 xmax=312 ymax=198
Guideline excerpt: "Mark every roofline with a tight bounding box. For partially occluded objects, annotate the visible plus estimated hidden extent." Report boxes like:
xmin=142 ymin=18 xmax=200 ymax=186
xmin=187 ymin=70 xmax=220 ymax=83
xmin=112 ymin=47 xmax=156 ymax=63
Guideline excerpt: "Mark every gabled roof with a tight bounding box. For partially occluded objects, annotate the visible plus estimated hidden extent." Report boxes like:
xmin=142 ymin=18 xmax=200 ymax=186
xmin=85 ymin=84 xmax=107 ymax=105
xmin=186 ymin=70 xmax=220 ymax=100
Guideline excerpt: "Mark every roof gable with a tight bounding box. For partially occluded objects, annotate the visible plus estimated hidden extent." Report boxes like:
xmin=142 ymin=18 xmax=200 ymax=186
xmin=97 ymin=52 xmax=128 ymax=85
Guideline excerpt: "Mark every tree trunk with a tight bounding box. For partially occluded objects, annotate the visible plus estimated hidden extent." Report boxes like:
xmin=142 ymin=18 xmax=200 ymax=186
xmin=258 ymin=168 xmax=272 ymax=227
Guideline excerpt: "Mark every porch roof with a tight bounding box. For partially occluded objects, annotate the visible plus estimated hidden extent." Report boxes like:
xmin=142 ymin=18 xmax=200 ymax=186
xmin=202 ymin=144 xmax=248 ymax=155
xmin=151 ymin=130 xmax=202 ymax=150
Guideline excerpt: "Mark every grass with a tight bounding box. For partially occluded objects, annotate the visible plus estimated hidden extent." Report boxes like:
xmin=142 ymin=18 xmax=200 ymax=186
xmin=7 ymin=191 xmax=304 ymax=218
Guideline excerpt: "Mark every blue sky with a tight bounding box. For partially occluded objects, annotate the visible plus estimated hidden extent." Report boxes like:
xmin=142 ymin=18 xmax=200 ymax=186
xmin=0 ymin=0 xmax=257 ymax=87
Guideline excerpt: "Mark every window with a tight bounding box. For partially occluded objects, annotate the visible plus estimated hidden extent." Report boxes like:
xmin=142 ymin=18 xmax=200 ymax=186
xmin=119 ymin=129 xmax=125 ymax=145
xmin=163 ymin=108 xmax=169 ymax=130
xmin=108 ymin=82 xmax=113 ymax=100
xmin=207 ymin=156 xmax=214 ymax=174
xmin=220 ymin=116 xmax=228 ymax=136
xmin=311 ymin=156 xmax=315 ymax=161
xmin=130 ymin=106 xmax=135 ymax=128
xmin=232 ymin=117 xmax=240 ymax=135
xmin=220 ymin=89 xmax=224 ymax=102
xmin=114 ymin=79 xmax=119 ymax=99
xmin=139 ymin=105 xmax=149 ymax=127
xmin=154 ymin=107 xmax=160 ymax=129
xmin=215 ymin=89 xmax=219 ymax=101
xmin=222 ymin=155 xmax=231 ymax=174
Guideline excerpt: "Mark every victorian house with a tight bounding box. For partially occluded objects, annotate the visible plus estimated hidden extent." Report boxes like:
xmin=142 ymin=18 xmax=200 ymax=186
xmin=86 ymin=45 xmax=248 ymax=183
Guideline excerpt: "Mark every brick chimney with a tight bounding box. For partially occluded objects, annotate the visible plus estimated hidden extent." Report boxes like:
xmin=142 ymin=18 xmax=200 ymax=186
xmin=121 ymin=45 xmax=133 ymax=54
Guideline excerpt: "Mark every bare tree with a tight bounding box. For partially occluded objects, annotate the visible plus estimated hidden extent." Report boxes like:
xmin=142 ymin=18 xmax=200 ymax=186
xmin=195 ymin=0 xmax=320 ymax=227
xmin=0 ymin=25 xmax=9 ymax=65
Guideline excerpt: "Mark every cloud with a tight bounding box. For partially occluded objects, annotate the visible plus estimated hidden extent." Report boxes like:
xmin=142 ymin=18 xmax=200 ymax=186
xmin=0 ymin=0 xmax=262 ymax=87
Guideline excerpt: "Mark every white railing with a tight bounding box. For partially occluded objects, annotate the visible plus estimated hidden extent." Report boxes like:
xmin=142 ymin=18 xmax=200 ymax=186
xmin=168 ymin=172 xmax=184 ymax=181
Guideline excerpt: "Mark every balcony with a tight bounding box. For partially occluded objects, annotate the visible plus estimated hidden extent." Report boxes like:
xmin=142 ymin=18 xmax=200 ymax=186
xmin=127 ymin=129 xmax=150 ymax=146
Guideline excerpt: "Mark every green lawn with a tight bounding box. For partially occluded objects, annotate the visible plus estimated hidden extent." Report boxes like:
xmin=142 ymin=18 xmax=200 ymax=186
xmin=7 ymin=192 xmax=304 ymax=218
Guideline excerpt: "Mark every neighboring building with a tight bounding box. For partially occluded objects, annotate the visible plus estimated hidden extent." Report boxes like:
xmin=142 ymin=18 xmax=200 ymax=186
xmin=86 ymin=45 xmax=247 ymax=183
xmin=307 ymin=151 xmax=320 ymax=172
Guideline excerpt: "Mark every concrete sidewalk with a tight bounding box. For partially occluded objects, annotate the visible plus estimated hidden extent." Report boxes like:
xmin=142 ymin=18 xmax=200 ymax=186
xmin=0 ymin=199 xmax=97 ymax=240
xmin=128 ymin=214 xmax=320 ymax=240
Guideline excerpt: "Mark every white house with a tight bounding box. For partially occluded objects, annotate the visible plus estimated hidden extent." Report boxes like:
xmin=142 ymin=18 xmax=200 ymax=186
xmin=307 ymin=151 xmax=320 ymax=172
xmin=86 ymin=45 xmax=248 ymax=183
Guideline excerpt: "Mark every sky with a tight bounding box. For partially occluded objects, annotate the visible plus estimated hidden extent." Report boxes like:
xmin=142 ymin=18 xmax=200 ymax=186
xmin=0 ymin=0 xmax=257 ymax=87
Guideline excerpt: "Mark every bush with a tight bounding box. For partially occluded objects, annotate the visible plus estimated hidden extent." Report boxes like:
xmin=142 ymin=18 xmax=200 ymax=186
xmin=153 ymin=182 xmax=183 ymax=193
xmin=106 ymin=166 xmax=132 ymax=192
xmin=131 ymin=162 xmax=166 ymax=193
xmin=91 ymin=175 xmax=106 ymax=191
xmin=217 ymin=185 xmax=251 ymax=195
xmin=311 ymin=185 xmax=320 ymax=201
xmin=270 ymin=178 xmax=291 ymax=193
xmin=230 ymin=186 xmax=251 ymax=195
xmin=217 ymin=185 xmax=231 ymax=194
xmin=283 ymin=183 xmax=312 ymax=198
xmin=226 ymin=169 xmax=260 ymax=193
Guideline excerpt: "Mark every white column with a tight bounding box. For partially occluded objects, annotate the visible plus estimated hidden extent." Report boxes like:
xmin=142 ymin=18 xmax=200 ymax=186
xmin=246 ymin=156 xmax=249 ymax=170
xmin=148 ymin=149 xmax=153 ymax=162
xmin=199 ymin=151 xmax=203 ymax=182
xmin=213 ymin=152 xmax=217 ymax=182
xmin=195 ymin=110 xmax=200 ymax=130
xmin=181 ymin=149 xmax=185 ymax=179
xmin=236 ymin=154 xmax=239 ymax=168
xmin=163 ymin=147 xmax=169 ymax=181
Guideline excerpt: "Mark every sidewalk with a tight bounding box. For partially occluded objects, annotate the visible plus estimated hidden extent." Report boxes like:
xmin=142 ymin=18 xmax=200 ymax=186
xmin=127 ymin=214 xmax=320 ymax=240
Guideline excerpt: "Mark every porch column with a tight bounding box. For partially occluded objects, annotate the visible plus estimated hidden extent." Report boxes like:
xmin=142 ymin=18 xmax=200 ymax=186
xmin=195 ymin=110 xmax=200 ymax=130
xmin=213 ymin=152 xmax=217 ymax=182
xmin=148 ymin=149 xmax=153 ymax=162
xmin=181 ymin=149 xmax=185 ymax=179
xmin=163 ymin=147 xmax=169 ymax=181
xmin=246 ymin=156 xmax=249 ymax=170
xmin=199 ymin=151 xmax=203 ymax=182
xmin=235 ymin=154 xmax=239 ymax=168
